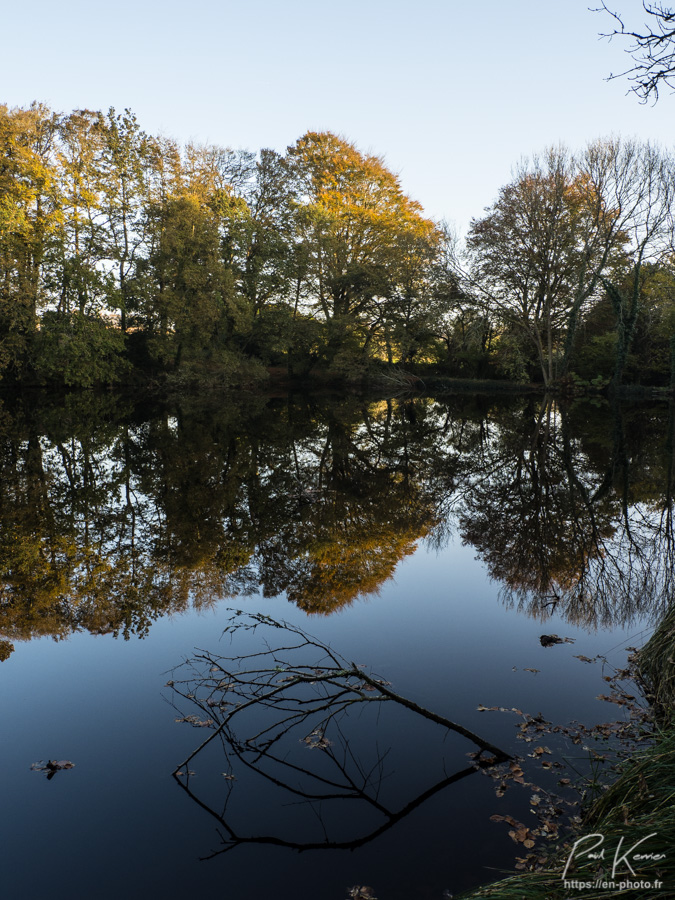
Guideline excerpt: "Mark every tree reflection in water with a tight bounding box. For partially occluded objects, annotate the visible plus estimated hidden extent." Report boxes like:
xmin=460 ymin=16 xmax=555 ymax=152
xmin=460 ymin=396 xmax=675 ymax=627
xmin=0 ymin=390 xmax=673 ymax=657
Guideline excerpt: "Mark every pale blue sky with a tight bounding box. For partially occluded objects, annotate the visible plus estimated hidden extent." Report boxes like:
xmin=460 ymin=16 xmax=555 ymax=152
xmin=2 ymin=0 xmax=672 ymax=230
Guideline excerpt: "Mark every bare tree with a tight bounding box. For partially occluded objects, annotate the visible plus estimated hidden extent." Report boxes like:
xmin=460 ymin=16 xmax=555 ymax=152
xmin=597 ymin=2 xmax=675 ymax=101
xmin=464 ymin=139 xmax=675 ymax=386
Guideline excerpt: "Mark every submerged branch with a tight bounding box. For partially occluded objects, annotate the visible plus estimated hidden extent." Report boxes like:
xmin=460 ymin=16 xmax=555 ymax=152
xmin=170 ymin=610 xmax=510 ymax=776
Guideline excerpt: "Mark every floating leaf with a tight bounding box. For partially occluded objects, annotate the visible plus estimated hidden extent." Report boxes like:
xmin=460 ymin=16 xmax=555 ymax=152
xmin=175 ymin=715 xmax=214 ymax=727
xmin=540 ymin=634 xmax=575 ymax=647
xmin=596 ymin=694 xmax=628 ymax=706
xmin=302 ymin=729 xmax=332 ymax=750
xmin=31 ymin=759 xmax=75 ymax=777
xmin=347 ymin=887 xmax=377 ymax=900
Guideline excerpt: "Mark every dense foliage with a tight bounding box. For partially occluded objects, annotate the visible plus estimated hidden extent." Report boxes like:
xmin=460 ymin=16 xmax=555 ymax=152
xmin=1 ymin=102 xmax=674 ymax=388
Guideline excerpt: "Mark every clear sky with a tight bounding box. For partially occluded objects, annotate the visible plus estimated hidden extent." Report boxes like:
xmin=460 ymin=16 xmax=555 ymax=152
xmin=1 ymin=0 xmax=672 ymax=232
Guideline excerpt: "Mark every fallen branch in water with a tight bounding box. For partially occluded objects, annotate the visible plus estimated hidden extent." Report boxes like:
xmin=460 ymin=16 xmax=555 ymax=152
xmin=170 ymin=610 xmax=511 ymax=777
xmin=167 ymin=610 xmax=511 ymax=855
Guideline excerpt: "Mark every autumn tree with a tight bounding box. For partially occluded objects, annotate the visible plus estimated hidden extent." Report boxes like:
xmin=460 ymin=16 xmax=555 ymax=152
xmin=0 ymin=103 xmax=59 ymax=379
xmin=285 ymin=132 xmax=441 ymax=368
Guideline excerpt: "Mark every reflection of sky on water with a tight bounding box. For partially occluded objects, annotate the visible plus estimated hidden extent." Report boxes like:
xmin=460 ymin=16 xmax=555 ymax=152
xmin=0 ymin=534 xmax=650 ymax=900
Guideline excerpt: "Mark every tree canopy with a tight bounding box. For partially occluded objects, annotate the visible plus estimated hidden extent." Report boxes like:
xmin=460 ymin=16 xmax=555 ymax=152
xmin=1 ymin=102 xmax=674 ymax=390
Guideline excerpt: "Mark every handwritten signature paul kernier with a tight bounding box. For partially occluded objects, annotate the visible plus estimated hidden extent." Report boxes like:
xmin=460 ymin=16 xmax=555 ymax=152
xmin=562 ymin=832 xmax=666 ymax=880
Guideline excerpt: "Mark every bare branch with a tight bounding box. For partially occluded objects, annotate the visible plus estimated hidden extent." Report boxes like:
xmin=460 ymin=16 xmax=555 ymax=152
xmin=596 ymin=1 xmax=675 ymax=101
xmin=166 ymin=611 xmax=511 ymax=854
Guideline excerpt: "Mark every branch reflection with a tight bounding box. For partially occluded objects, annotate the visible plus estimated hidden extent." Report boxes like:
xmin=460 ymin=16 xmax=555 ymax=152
xmin=168 ymin=612 xmax=500 ymax=856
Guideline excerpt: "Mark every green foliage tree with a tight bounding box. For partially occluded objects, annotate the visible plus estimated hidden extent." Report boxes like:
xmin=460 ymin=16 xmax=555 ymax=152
xmin=97 ymin=108 xmax=156 ymax=332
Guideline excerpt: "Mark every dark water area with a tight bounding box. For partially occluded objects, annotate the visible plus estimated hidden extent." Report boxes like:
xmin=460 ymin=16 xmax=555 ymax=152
xmin=0 ymin=389 xmax=672 ymax=899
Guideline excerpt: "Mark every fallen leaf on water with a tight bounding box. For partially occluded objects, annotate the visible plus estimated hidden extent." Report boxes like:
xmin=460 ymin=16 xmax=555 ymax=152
xmin=31 ymin=759 xmax=75 ymax=777
xmin=573 ymin=655 xmax=596 ymax=663
xmin=540 ymin=634 xmax=563 ymax=647
xmin=175 ymin=715 xmax=214 ymax=727
xmin=523 ymin=668 xmax=540 ymax=674
xmin=347 ymin=887 xmax=377 ymax=900
xmin=596 ymin=694 xmax=628 ymax=706
xmin=540 ymin=634 xmax=575 ymax=647
xmin=508 ymin=826 xmax=528 ymax=843
xmin=302 ymin=729 xmax=332 ymax=750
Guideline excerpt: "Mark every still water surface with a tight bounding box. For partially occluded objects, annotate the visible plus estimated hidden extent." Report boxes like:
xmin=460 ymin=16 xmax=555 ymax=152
xmin=0 ymin=391 xmax=670 ymax=899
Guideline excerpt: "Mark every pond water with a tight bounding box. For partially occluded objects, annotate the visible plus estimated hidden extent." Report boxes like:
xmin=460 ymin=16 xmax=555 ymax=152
xmin=0 ymin=390 xmax=671 ymax=900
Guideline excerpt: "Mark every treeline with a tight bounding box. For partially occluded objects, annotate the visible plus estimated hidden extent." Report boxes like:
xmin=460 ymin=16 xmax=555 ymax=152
xmin=1 ymin=102 xmax=675 ymax=389
xmin=0 ymin=103 xmax=456 ymax=388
